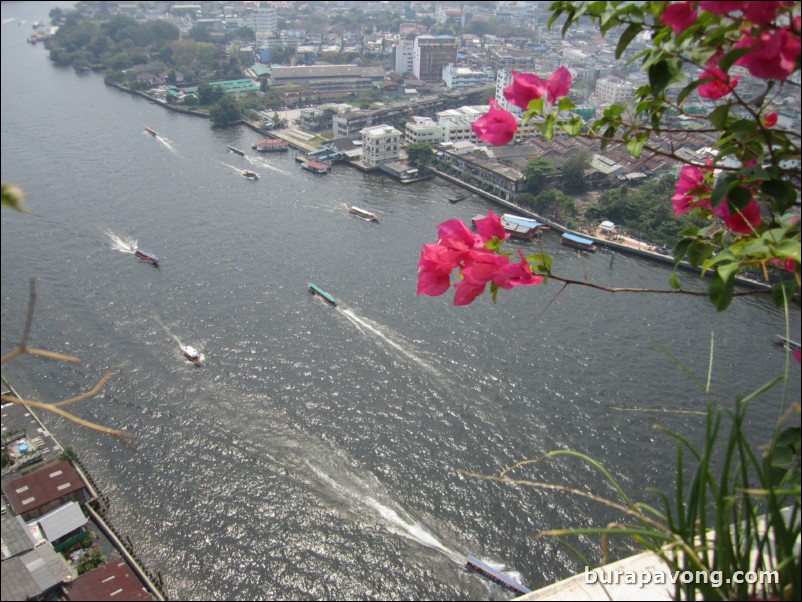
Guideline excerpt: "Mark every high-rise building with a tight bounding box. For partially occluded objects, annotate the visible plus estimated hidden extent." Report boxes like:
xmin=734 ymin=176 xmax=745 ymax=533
xmin=412 ymin=36 xmax=457 ymax=82
xmin=395 ymin=38 xmax=414 ymax=75
xmin=250 ymin=7 xmax=277 ymax=41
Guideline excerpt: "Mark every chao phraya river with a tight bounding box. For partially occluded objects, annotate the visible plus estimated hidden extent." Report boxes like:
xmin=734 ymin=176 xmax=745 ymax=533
xmin=2 ymin=4 xmax=799 ymax=600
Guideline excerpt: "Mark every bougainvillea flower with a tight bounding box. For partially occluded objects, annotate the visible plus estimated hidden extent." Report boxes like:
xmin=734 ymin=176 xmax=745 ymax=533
xmin=453 ymin=250 xmax=543 ymax=306
xmin=504 ymin=71 xmax=549 ymax=109
xmin=735 ymin=27 xmax=801 ymax=80
xmin=472 ymin=98 xmax=518 ymax=146
xmin=661 ymin=2 xmax=699 ymax=34
xmin=763 ymin=112 xmax=778 ymax=127
xmin=437 ymin=218 xmax=482 ymax=253
xmin=769 ymin=257 xmax=798 ymax=272
xmin=504 ymin=67 xmax=573 ymax=108
xmin=712 ymin=198 xmax=763 ymax=234
xmin=473 ymin=211 xmax=510 ymax=243
xmin=671 ymin=165 xmax=711 ymax=216
xmin=793 ymin=348 xmax=801 ymax=364
xmin=698 ymin=66 xmax=740 ymax=99
xmin=417 ymin=243 xmax=462 ymax=296
xmin=700 ymin=1 xmax=794 ymax=25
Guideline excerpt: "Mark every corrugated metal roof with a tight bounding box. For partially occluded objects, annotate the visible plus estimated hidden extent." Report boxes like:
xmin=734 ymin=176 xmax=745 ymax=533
xmin=35 ymin=501 xmax=88 ymax=542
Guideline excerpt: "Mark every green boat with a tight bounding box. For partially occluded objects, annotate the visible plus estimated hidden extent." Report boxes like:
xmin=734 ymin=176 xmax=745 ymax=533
xmin=308 ymin=283 xmax=336 ymax=306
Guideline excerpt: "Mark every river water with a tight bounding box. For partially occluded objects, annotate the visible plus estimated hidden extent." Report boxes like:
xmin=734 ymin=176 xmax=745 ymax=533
xmin=2 ymin=4 xmax=799 ymax=600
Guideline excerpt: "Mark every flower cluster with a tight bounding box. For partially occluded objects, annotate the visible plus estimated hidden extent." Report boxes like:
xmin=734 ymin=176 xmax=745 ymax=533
xmin=662 ymin=1 xmax=800 ymax=81
xmin=471 ymin=67 xmax=573 ymax=146
xmin=671 ymin=164 xmax=763 ymax=235
xmin=417 ymin=212 xmax=544 ymax=305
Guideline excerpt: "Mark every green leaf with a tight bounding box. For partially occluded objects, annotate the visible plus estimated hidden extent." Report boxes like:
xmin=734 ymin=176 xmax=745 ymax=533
xmin=673 ymin=238 xmax=693 ymax=266
xmin=708 ymin=104 xmax=730 ymax=131
xmin=719 ymin=46 xmax=753 ymax=73
xmin=648 ymin=59 xmax=680 ymax=94
xmin=708 ymin=272 xmax=735 ymax=312
xmin=616 ymin=22 xmax=642 ymax=59
xmin=626 ymin=133 xmax=648 ymax=158
xmin=710 ymin=174 xmax=735 ymax=208
xmin=562 ymin=115 xmax=582 ymax=136
xmin=525 ymin=252 xmax=553 ymax=273
xmin=762 ymin=179 xmax=796 ymax=213
xmin=687 ymin=241 xmax=714 ymax=267
xmin=490 ymin=281 xmax=500 ymax=303
xmin=676 ymin=80 xmax=703 ymax=106
xmin=669 ymin=272 xmax=682 ymax=290
xmin=527 ymin=97 xmax=545 ymax=114
xmin=557 ymin=96 xmax=575 ymax=112
xmin=771 ymin=280 xmax=799 ymax=308
xmin=774 ymin=239 xmax=802 ymax=264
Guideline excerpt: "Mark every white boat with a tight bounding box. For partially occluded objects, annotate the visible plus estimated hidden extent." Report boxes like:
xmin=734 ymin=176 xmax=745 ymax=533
xmin=349 ymin=206 xmax=379 ymax=222
xmin=181 ymin=345 xmax=204 ymax=365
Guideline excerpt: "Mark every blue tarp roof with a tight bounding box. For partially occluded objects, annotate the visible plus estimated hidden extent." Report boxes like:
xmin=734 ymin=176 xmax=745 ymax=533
xmin=562 ymin=232 xmax=594 ymax=245
xmin=503 ymin=214 xmax=541 ymax=229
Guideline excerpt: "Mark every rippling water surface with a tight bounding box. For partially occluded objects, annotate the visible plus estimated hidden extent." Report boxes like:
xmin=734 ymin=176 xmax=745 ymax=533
xmin=2 ymin=5 xmax=799 ymax=600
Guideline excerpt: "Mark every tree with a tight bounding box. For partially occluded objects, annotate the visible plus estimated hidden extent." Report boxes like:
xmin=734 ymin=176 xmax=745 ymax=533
xmin=197 ymin=82 xmax=225 ymax=106
xmin=523 ymin=157 xmax=556 ymax=194
xmin=209 ymin=95 xmax=241 ymax=127
xmin=560 ymin=152 xmax=590 ymax=194
xmin=405 ymin=142 xmax=434 ymax=173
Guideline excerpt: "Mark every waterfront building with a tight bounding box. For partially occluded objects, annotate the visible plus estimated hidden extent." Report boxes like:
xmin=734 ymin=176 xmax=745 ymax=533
xmin=413 ymin=36 xmax=457 ymax=82
xmin=404 ymin=116 xmax=443 ymax=145
xmin=434 ymin=146 xmax=528 ymax=202
xmin=3 ymin=460 xmax=90 ymax=521
xmin=361 ymin=124 xmax=402 ymax=168
xmin=62 ymin=559 xmax=155 ymax=601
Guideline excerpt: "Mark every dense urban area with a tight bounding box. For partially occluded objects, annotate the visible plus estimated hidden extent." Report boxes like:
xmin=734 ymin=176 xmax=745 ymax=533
xmin=3 ymin=1 xmax=800 ymax=600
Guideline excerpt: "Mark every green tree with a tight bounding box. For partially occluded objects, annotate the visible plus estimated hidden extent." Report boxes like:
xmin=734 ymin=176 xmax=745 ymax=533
xmin=209 ymin=95 xmax=241 ymax=127
xmin=197 ymin=82 xmax=225 ymax=106
xmin=406 ymin=142 xmax=434 ymax=173
xmin=523 ymin=157 xmax=556 ymax=195
xmin=560 ymin=152 xmax=590 ymax=194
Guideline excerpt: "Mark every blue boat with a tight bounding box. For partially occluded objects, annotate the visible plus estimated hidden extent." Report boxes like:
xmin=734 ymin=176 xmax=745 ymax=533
xmin=308 ymin=283 xmax=336 ymax=306
xmin=466 ymin=556 xmax=531 ymax=594
xmin=134 ymin=248 xmax=159 ymax=266
xmin=561 ymin=232 xmax=597 ymax=252
xmin=502 ymin=214 xmax=543 ymax=239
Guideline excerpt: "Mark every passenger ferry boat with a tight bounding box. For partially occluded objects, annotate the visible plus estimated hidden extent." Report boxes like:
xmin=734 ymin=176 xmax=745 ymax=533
xmin=349 ymin=206 xmax=379 ymax=222
xmin=144 ymin=126 xmax=157 ymax=137
xmin=181 ymin=345 xmax=204 ymax=365
xmin=227 ymin=145 xmax=245 ymax=156
xmin=308 ymin=283 xmax=337 ymax=306
xmin=465 ymin=556 xmax=531 ymax=595
xmin=134 ymin=248 xmax=159 ymax=266
xmin=561 ymin=232 xmax=598 ymax=252
xmin=300 ymin=160 xmax=329 ymax=174
xmin=252 ymin=139 xmax=289 ymax=152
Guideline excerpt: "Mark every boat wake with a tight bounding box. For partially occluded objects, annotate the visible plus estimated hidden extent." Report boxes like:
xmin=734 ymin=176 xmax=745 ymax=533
xmin=155 ymin=316 xmax=183 ymax=346
xmin=248 ymin=156 xmax=290 ymax=175
xmin=338 ymin=308 xmax=442 ymax=377
xmin=305 ymin=459 xmax=464 ymax=564
xmin=155 ymin=135 xmax=178 ymax=154
xmin=105 ymin=230 xmax=137 ymax=255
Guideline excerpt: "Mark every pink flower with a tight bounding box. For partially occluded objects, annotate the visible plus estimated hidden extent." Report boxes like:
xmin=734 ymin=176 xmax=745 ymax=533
xmin=763 ymin=112 xmax=778 ymax=127
xmin=453 ymin=250 xmax=543 ymax=306
xmin=472 ymin=98 xmax=518 ymax=146
xmin=661 ymin=2 xmax=699 ymax=34
xmin=473 ymin=211 xmax=510 ymax=243
xmin=700 ymin=1 xmax=794 ymax=25
xmin=698 ymin=66 xmax=740 ymax=99
xmin=503 ymin=67 xmax=573 ymax=108
xmin=672 ymin=165 xmax=711 ymax=216
xmin=793 ymin=348 xmax=801 ymax=364
xmin=438 ymin=218 xmax=482 ymax=253
xmin=735 ymin=27 xmax=801 ymax=80
xmin=712 ymin=197 xmax=763 ymax=234
xmin=417 ymin=243 xmax=461 ymax=297
xmin=769 ymin=257 xmax=797 ymax=272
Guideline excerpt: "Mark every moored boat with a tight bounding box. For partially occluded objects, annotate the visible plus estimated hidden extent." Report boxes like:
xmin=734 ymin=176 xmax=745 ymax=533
xmin=252 ymin=139 xmax=289 ymax=152
xmin=465 ymin=556 xmax=531 ymax=595
xmin=242 ymin=170 xmax=259 ymax=180
xmin=227 ymin=145 xmax=245 ymax=156
xmin=561 ymin=232 xmax=598 ymax=252
xmin=448 ymin=193 xmax=467 ymax=203
xmin=181 ymin=345 xmax=204 ymax=365
xmin=501 ymin=214 xmax=543 ymax=240
xmin=774 ymin=334 xmax=801 ymax=352
xmin=349 ymin=206 xmax=379 ymax=222
xmin=134 ymin=248 xmax=159 ymax=266
xmin=308 ymin=283 xmax=337 ymax=306
xmin=144 ymin=126 xmax=157 ymax=136
xmin=301 ymin=160 xmax=329 ymax=174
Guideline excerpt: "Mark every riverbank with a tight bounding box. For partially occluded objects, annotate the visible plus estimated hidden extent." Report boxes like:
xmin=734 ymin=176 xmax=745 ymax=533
xmin=1 ymin=378 xmax=167 ymax=601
